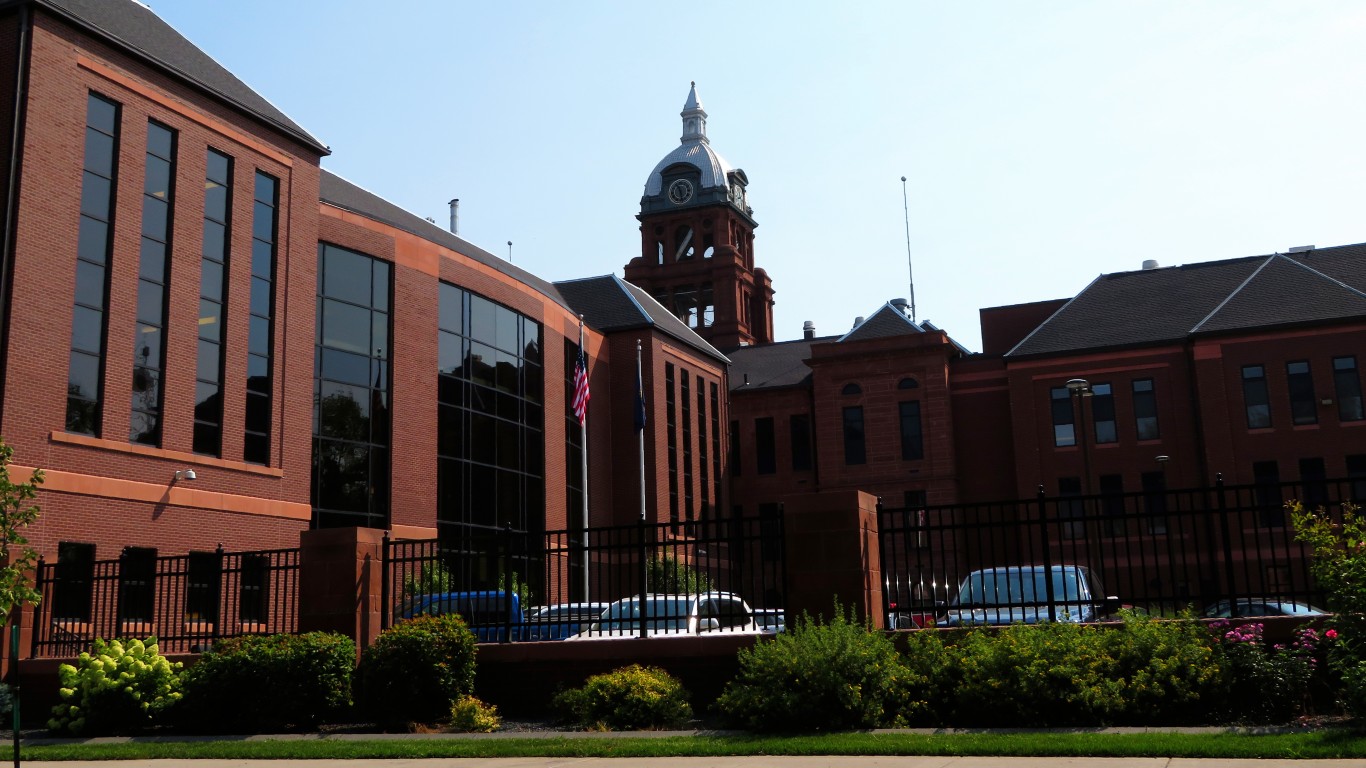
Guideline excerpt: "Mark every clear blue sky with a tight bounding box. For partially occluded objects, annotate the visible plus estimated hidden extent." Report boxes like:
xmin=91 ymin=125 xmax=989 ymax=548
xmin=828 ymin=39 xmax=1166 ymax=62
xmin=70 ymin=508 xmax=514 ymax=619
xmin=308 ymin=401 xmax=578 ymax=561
xmin=152 ymin=1 xmax=1366 ymax=352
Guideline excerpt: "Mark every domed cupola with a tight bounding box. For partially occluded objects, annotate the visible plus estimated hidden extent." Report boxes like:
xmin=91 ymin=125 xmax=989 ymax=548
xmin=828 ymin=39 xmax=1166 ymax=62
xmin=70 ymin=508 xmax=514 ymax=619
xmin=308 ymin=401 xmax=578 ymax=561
xmin=641 ymin=83 xmax=751 ymax=218
xmin=625 ymin=83 xmax=772 ymax=350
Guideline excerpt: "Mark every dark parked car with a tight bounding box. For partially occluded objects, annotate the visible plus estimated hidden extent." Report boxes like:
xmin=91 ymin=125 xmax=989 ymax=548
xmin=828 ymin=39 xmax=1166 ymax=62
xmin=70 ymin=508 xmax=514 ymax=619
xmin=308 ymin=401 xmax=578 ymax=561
xmin=939 ymin=565 xmax=1119 ymax=627
xmin=1204 ymin=598 xmax=1328 ymax=618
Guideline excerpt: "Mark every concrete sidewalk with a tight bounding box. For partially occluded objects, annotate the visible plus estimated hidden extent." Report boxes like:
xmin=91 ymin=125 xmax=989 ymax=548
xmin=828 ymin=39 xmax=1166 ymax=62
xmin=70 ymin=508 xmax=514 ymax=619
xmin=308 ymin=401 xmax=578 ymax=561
xmin=16 ymin=754 xmax=1366 ymax=759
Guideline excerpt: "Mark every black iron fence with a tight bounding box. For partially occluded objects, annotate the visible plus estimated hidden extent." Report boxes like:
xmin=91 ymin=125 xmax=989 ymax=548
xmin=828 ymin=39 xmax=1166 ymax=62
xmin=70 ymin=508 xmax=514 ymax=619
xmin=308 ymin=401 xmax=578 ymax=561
xmin=30 ymin=545 xmax=300 ymax=658
xmin=879 ymin=475 xmax=1364 ymax=626
xmin=383 ymin=514 xmax=786 ymax=641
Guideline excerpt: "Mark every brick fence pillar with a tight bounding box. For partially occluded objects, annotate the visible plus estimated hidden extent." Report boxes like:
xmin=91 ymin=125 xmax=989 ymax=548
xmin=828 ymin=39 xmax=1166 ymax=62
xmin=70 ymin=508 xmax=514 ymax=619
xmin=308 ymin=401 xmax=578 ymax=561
xmin=298 ymin=527 xmax=386 ymax=658
xmin=782 ymin=490 xmax=884 ymax=629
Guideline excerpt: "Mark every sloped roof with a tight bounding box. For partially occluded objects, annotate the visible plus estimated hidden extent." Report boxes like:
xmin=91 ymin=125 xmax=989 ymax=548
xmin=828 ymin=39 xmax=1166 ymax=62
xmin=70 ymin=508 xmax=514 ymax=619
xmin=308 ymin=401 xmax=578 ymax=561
xmin=839 ymin=303 xmax=924 ymax=343
xmin=320 ymin=170 xmax=573 ymax=312
xmin=1008 ymin=242 xmax=1366 ymax=357
xmin=38 ymin=0 xmax=326 ymax=153
xmin=727 ymin=337 xmax=833 ymax=392
xmin=554 ymin=276 xmax=728 ymax=364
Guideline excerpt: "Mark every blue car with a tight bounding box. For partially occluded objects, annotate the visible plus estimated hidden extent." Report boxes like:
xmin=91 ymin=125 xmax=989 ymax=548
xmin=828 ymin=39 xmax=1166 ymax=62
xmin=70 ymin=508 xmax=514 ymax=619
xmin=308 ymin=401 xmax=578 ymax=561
xmin=398 ymin=590 xmax=528 ymax=642
xmin=524 ymin=602 xmax=610 ymax=641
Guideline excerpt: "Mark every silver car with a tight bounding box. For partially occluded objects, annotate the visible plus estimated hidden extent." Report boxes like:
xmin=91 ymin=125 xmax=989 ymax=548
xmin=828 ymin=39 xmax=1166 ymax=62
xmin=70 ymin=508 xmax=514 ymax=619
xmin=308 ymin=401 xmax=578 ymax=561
xmin=568 ymin=592 xmax=761 ymax=639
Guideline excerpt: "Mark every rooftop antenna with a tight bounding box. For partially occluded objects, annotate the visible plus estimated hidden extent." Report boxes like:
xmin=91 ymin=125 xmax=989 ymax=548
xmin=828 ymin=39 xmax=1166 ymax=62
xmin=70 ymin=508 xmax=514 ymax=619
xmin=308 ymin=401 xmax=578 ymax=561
xmin=901 ymin=176 xmax=917 ymax=324
xmin=507 ymin=240 xmax=513 ymax=263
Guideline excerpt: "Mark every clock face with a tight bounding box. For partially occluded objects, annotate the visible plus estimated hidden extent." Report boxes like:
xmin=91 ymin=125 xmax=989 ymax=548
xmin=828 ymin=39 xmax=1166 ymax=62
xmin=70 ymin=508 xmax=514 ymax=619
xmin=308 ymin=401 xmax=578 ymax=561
xmin=667 ymin=178 xmax=694 ymax=205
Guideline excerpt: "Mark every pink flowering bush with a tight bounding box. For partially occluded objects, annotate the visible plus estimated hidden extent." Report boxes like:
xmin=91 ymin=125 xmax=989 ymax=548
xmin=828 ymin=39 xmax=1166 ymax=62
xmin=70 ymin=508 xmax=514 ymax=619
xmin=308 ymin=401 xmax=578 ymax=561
xmin=1210 ymin=620 xmax=1317 ymax=723
xmin=1292 ymin=500 xmax=1366 ymax=716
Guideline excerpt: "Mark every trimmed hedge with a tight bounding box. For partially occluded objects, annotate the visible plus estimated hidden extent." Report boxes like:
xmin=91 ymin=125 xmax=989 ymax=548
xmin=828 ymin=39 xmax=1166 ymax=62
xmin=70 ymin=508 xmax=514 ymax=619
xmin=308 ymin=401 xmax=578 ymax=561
xmin=356 ymin=613 xmax=477 ymax=728
xmin=554 ymin=664 xmax=692 ymax=730
xmin=176 ymin=632 xmax=355 ymax=733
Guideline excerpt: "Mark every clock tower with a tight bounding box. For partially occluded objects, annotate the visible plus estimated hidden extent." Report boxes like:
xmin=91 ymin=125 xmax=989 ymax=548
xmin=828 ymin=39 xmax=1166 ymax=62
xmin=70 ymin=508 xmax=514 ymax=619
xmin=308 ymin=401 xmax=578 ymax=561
xmin=625 ymin=83 xmax=774 ymax=349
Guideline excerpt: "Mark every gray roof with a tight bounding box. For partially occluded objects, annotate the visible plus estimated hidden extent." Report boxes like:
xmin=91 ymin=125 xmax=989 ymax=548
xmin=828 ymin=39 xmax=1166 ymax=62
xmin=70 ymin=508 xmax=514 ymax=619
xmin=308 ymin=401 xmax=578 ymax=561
xmin=727 ymin=337 xmax=832 ymax=392
xmin=554 ymin=275 xmax=729 ymax=364
xmin=839 ymin=303 xmax=924 ymax=343
xmin=320 ymin=170 xmax=573 ymax=312
xmin=36 ymin=0 xmax=327 ymax=154
xmin=1008 ymin=242 xmax=1366 ymax=358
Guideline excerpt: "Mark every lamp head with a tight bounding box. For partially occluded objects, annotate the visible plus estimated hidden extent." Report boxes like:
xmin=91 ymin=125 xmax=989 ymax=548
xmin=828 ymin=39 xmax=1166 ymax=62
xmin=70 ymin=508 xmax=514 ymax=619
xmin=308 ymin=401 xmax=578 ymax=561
xmin=173 ymin=469 xmax=197 ymax=482
xmin=1065 ymin=378 xmax=1090 ymax=394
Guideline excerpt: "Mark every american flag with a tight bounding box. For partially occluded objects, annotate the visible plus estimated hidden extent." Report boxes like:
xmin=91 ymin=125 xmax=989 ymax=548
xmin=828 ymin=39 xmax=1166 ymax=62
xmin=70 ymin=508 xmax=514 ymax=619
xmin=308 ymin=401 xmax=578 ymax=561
xmin=572 ymin=346 xmax=590 ymax=425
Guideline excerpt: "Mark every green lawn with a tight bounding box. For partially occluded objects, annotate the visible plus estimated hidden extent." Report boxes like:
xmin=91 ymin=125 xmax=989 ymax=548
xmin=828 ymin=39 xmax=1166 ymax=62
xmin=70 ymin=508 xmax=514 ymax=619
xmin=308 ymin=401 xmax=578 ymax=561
xmin=6 ymin=729 xmax=1366 ymax=761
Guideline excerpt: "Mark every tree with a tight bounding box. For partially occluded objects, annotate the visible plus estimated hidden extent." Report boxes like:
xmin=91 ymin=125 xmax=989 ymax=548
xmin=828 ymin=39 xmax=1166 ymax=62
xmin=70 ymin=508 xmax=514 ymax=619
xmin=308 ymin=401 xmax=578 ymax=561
xmin=0 ymin=438 xmax=43 ymax=621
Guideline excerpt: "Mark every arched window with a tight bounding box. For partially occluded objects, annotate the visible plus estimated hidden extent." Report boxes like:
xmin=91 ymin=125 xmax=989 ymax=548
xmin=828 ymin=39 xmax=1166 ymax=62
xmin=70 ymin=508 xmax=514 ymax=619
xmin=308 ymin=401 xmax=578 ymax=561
xmin=898 ymin=377 xmax=919 ymax=390
xmin=656 ymin=241 xmax=664 ymax=265
xmin=841 ymin=383 xmax=862 ymax=396
xmin=675 ymin=226 xmax=695 ymax=260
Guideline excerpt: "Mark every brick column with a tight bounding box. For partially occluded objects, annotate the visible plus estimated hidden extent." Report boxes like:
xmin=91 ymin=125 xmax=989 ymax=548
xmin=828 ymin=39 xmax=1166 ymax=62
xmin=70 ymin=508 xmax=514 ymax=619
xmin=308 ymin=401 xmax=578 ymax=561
xmin=782 ymin=490 xmax=884 ymax=629
xmin=298 ymin=527 xmax=386 ymax=657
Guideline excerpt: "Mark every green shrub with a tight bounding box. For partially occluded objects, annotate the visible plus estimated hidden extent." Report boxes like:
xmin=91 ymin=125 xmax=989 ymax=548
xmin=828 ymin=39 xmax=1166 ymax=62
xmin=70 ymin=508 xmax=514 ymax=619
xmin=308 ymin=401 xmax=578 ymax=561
xmin=402 ymin=561 xmax=454 ymax=597
xmin=554 ymin=664 xmax=691 ymax=730
xmin=357 ymin=613 xmax=477 ymax=728
xmin=48 ymin=637 xmax=182 ymax=735
xmin=646 ymin=554 xmax=711 ymax=593
xmin=1293 ymin=500 xmax=1366 ymax=715
xmin=449 ymin=695 xmax=501 ymax=732
xmin=944 ymin=614 xmax=1223 ymax=727
xmin=176 ymin=632 xmax=355 ymax=733
xmin=714 ymin=607 xmax=921 ymax=731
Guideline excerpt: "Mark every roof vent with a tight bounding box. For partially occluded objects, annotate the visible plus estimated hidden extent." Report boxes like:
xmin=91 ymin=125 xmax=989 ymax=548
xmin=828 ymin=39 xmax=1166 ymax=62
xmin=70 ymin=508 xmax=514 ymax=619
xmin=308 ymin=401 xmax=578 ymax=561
xmin=802 ymin=320 xmax=815 ymax=341
xmin=852 ymin=316 xmax=865 ymax=329
xmin=448 ymin=198 xmax=460 ymax=235
xmin=890 ymin=298 xmax=909 ymax=314
xmin=1141 ymin=259 xmax=1159 ymax=270
xmin=1288 ymin=244 xmax=1315 ymax=253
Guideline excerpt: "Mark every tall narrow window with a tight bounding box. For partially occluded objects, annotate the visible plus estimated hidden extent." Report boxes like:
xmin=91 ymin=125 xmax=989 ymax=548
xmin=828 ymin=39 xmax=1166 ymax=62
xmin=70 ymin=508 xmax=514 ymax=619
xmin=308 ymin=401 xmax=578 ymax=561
xmin=117 ymin=546 xmax=157 ymax=624
xmin=52 ymin=542 xmax=96 ymax=622
xmin=184 ymin=550 xmax=221 ymax=622
xmin=1099 ymin=474 xmax=1125 ymax=536
xmin=1051 ymin=387 xmax=1075 ymax=447
xmin=1348 ymin=454 xmax=1366 ymax=503
xmin=1057 ymin=477 xmax=1084 ymax=539
xmin=843 ymin=406 xmax=866 ymax=465
xmin=755 ymin=417 xmax=776 ymax=475
xmin=312 ymin=244 xmax=393 ymax=529
xmin=1286 ymin=361 xmax=1316 ymax=425
xmin=1133 ymin=379 xmax=1160 ymax=440
xmin=1299 ymin=457 xmax=1328 ymax=510
xmin=238 ymin=554 xmax=269 ymax=624
xmin=666 ymin=364 xmax=678 ymax=525
xmin=1334 ymin=356 xmax=1363 ymax=422
xmin=681 ymin=370 xmax=694 ymax=522
xmin=711 ymin=383 xmax=722 ymax=510
xmin=1242 ymin=365 xmax=1271 ymax=429
xmin=244 ymin=172 xmax=278 ymax=464
xmin=729 ymin=420 xmax=741 ymax=476
xmin=697 ymin=381 xmax=709 ymax=519
xmin=195 ymin=149 xmax=232 ymax=455
xmin=1141 ymin=470 xmax=1168 ymax=534
xmin=899 ymin=401 xmax=923 ymax=460
xmin=1253 ymin=461 xmax=1283 ymax=527
xmin=790 ymin=413 xmax=812 ymax=471
xmin=68 ymin=93 xmax=121 ymax=436
xmin=1091 ymin=382 xmax=1116 ymax=443
xmin=131 ymin=121 xmax=176 ymax=446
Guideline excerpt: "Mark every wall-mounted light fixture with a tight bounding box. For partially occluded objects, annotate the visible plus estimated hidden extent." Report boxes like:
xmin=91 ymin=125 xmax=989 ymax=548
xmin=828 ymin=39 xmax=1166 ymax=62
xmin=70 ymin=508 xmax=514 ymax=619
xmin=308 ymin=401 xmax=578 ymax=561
xmin=173 ymin=469 xmax=197 ymax=482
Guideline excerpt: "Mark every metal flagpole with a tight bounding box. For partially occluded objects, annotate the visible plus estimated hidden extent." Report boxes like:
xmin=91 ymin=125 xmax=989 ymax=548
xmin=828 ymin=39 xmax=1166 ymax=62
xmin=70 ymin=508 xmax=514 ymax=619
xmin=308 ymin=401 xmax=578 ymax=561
xmin=578 ymin=316 xmax=590 ymax=602
xmin=636 ymin=339 xmax=648 ymax=639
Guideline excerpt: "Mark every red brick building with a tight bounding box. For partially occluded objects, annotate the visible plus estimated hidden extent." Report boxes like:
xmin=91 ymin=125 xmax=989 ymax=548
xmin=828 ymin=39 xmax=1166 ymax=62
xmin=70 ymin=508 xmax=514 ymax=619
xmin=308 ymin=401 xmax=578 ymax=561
xmin=1 ymin=0 xmax=1363 ymax=633
xmin=0 ymin=0 xmax=729 ymax=605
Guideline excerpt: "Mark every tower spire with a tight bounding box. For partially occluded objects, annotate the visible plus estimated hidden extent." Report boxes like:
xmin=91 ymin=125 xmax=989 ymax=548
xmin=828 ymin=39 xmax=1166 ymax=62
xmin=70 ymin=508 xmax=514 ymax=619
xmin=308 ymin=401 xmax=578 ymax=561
xmin=680 ymin=81 xmax=708 ymax=145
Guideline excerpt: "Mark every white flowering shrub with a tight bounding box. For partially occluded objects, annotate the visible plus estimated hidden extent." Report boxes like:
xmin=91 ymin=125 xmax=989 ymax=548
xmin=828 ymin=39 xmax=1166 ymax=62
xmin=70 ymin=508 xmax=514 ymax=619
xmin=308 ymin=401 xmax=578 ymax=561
xmin=48 ymin=637 xmax=183 ymax=735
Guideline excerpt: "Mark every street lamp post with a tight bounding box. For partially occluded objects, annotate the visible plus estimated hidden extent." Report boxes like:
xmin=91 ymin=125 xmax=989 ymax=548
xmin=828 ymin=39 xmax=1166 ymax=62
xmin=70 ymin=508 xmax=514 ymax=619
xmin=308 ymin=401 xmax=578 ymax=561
xmin=1065 ymin=378 xmax=1093 ymax=496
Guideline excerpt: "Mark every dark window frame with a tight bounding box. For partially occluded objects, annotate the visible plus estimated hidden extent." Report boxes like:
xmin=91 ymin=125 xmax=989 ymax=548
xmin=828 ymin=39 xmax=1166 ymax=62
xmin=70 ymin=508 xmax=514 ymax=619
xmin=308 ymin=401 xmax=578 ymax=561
xmin=1286 ymin=360 xmax=1317 ymax=426
xmin=899 ymin=400 xmax=923 ymax=460
xmin=1242 ymin=364 xmax=1272 ymax=429
xmin=1132 ymin=378 xmax=1160 ymax=440
xmin=1334 ymin=356 xmax=1363 ymax=422
xmin=842 ymin=406 xmax=866 ymax=465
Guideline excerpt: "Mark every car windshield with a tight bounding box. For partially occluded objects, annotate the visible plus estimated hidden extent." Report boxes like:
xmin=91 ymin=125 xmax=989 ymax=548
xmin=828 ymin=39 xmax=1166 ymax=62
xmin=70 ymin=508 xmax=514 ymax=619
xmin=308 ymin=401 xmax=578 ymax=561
xmin=952 ymin=569 xmax=1089 ymax=608
xmin=597 ymin=597 xmax=693 ymax=631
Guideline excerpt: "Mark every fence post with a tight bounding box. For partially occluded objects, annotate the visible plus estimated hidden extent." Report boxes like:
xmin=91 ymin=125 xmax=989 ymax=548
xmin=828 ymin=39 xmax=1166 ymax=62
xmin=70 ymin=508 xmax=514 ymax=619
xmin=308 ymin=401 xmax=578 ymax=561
xmin=212 ymin=544 xmax=224 ymax=644
xmin=379 ymin=532 xmax=390 ymax=631
xmin=1037 ymin=485 xmax=1057 ymax=623
xmin=28 ymin=557 xmax=44 ymax=659
xmin=1216 ymin=473 xmax=1237 ymax=610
